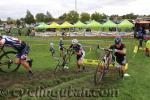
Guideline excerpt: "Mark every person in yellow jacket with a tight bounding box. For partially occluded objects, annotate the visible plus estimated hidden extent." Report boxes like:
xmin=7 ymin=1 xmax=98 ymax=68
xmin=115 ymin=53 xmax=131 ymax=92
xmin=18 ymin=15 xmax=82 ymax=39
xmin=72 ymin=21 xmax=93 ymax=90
xmin=145 ymin=40 xmax=150 ymax=57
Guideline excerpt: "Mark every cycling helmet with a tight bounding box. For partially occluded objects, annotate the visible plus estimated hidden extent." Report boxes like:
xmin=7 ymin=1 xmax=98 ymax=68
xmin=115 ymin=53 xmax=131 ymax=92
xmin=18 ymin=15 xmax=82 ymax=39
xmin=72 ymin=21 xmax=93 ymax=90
xmin=115 ymin=37 xmax=122 ymax=44
xmin=50 ymin=42 xmax=54 ymax=46
xmin=72 ymin=39 xmax=78 ymax=44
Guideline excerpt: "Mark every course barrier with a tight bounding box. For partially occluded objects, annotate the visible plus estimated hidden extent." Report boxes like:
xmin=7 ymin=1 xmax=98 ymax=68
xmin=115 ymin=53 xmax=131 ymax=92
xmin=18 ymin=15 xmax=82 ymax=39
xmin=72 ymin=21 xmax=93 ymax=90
xmin=82 ymin=59 xmax=128 ymax=70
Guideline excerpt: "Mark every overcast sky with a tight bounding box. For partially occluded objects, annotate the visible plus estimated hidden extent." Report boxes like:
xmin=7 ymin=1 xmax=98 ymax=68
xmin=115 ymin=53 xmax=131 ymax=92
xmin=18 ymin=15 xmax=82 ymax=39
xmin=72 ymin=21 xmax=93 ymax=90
xmin=0 ymin=0 xmax=150 ymax=20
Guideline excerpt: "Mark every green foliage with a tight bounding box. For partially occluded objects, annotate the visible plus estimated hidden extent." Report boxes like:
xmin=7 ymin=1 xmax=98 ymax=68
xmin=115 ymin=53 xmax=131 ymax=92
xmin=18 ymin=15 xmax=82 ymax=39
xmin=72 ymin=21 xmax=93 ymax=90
xmin=0 ymin=19 xmax=2 ymax=24
xmin=24 ymin=10 xmax=35 ymax=24
xmin=35 ymin=13 xmax=46 ymax=22
xmin=122 ymin=13 xmax=138 ymax=19
xmin=66 ymin=10 xmax=79 ymax=24
xmin=16 ymin=19 xmax=21 ymax=26
xmin=58 ymin=13 xmax=67 ymax=20
xmin=80 ymin=12 xmax=90 ymax=23
xmin=7 ymin=17 xmax=16 ymax=24
xmin=91 ymin=12 xmax=107 ymax=22
xmin=44 ymin=11 xmax=53 ymax=22
xmin=35 ymin=11 xmax=53 ymax=22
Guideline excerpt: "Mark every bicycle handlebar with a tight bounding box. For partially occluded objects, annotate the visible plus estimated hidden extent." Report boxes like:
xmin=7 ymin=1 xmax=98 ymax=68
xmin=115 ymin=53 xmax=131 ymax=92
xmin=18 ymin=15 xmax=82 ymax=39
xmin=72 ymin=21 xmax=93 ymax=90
xmin=99 ymin=47 xmax=113 ymax=52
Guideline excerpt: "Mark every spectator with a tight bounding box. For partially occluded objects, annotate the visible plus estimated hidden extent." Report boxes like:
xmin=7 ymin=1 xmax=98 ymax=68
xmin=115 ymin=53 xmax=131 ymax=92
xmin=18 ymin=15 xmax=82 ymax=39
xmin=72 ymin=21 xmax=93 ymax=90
xmin=30 ymin=28 xmax=36 ymax=36
xmin=49 ymin=42 xmax=55 ymax=57
xmin=137 ymin=27 xmax=144 ymax=48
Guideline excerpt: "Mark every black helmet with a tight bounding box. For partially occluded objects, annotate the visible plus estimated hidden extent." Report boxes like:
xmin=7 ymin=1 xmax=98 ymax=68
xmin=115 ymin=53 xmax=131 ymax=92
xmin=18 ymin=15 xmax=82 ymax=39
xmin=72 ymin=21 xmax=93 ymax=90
xmin=115 ymin=37 xmax=122 ymax=44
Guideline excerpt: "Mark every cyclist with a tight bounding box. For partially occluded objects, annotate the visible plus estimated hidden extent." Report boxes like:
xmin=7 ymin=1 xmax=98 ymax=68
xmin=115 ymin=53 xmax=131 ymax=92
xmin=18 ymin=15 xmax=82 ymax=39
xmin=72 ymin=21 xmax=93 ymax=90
xmin=69 ymin=39 xmax=85 ymax=71
xmin=58 ymin=38 xmax=64 ymax=58
xmin=49 ymin=42 xmax=55 ymax=57
xmin=109 ymin=37 xmax=126 ymax=78
xmin=0 ymin=35 xmax=33 ymax=76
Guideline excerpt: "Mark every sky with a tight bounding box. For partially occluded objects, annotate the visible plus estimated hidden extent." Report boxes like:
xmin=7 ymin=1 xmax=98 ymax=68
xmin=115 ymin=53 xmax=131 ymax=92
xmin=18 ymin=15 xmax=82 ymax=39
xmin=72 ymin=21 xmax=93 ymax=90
xmin=0 ymin=0 xmax=150 ymax=20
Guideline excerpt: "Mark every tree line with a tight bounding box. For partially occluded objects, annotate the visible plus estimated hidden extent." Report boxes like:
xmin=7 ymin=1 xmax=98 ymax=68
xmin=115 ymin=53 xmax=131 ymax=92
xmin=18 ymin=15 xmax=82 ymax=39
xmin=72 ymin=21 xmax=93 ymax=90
xmin=0 ymin=10 xmax=150 ymax=25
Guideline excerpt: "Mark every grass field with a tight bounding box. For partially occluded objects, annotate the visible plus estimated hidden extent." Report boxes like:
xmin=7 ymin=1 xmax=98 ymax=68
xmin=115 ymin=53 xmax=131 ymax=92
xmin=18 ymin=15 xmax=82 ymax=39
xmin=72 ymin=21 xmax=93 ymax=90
xmin=0 ymin=36 xmax=150 ymax=100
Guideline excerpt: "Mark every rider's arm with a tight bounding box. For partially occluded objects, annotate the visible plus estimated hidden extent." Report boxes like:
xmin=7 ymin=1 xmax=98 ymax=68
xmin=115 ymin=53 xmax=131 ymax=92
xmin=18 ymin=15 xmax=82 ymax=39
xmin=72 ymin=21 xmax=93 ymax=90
xmin=116 ymin=48 xmax=126 ymax=55
xmin=0 ymin=39 xmax=5 ymax=45
xmin=75 ymin=50 xmax=82 ymax=55
xmin=69 ymin=44 xmax=73 ymax=49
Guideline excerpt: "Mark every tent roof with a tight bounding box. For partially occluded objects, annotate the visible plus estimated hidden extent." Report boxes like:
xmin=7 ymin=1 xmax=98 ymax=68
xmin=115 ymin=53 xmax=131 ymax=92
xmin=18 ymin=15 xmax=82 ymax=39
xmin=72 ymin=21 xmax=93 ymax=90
xmin=49 ymin=22 xmax=60 ymax=28
xmin=73 ymin=21 xmax=86 ymax=28
xmin=118 ymin=19 xmax=134 ymax=28
xmin=102 ymin=20 xmax=117 ymax=28
xmin=60 ymin=21 xmax=73 ymax=28
xmin=87 ymin=20 xmax=102 ymax=28
xmin=36 ymin=23 xmax=49 ymax=29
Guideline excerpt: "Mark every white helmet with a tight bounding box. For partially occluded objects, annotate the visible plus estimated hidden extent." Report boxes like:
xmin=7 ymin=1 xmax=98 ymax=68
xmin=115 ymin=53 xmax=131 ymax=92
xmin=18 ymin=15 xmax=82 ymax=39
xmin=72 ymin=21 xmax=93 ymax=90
xmin=72 ymin=39 xmax=78 ymax=44
xmin=50 ymin=42 xmax=54 ymax=46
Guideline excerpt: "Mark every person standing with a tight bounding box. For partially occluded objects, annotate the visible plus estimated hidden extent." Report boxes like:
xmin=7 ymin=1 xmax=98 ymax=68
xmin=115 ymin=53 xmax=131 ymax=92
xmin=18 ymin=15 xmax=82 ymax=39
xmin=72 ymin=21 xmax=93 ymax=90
xmin=137 ymin=27 xmax=144 ymax=49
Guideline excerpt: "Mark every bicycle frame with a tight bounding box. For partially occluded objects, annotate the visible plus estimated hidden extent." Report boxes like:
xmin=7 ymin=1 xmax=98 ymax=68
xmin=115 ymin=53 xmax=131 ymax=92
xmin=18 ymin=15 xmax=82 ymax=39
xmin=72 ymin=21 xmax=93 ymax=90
xmin=99 ymin=48 xmax=116 ymax=69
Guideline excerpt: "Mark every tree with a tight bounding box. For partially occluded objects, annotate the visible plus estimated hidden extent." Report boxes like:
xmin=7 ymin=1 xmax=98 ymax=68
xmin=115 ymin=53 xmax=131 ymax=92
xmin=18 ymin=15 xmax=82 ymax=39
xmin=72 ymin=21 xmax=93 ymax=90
xmin=0 ymin=19 xmax=2 ymax=24
xmin=16 ymin=19 xmax=21 ymax=27
xmin=122 ymin=13 xmax=138 ymax=19
xmin=24 ymin=10 xmax=35 ymax=24
xmin=44 ymin=11 xmax=53 ymax=22
xmin=6 ymin=17 xmax=16 ymax=24
xmin=58 ymin=13 xmax=67 ymax=20
xmin=35 ymin=13 xmax=45 ymax=22
xmin=91 ymin=12 xmax=107 ymax=22
xmin=80 ymin=12 xmax=90 ymax=23
xmin=66 ymin=10 xmax=79 ymax=24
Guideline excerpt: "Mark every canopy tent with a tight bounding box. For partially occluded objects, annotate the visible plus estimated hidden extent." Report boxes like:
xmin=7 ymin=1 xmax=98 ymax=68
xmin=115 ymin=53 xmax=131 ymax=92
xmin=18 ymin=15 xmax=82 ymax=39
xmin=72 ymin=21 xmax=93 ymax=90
xmin=86 ymin=20 xmax=102 ymax=29
xmin=73 ymin=21 xmax=86 ymax=28
xmin=59 ymin=21 xmax=73 ymax=28
xmin=102 ymin=20 xmax=117 ymax=28
xmin=118 ymin=19 xmax=134 ymax=28
xmin=35 ymin=23 xmax=49 ymax=29
xmin=49 ymin=22 xmax=60 ymax=28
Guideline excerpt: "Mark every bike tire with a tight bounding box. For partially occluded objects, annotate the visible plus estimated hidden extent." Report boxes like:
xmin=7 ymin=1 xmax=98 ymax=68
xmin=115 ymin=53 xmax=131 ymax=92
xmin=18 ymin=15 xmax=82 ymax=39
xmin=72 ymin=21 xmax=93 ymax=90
xmin=0 ymin=51 xmax=21 ymax=73
xmin=94 ymin=65 xmax=105 ymax=85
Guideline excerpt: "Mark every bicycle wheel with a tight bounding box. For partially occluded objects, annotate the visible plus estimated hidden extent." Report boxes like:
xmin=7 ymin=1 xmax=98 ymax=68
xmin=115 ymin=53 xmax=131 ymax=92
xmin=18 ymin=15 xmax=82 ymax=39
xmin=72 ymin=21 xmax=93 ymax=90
xmin=94 ymin=64 xmax=105 ymax=85
xmin=54 ymin=64 xmax=60 ymax=74
xmin=0 ymin=51 xmax=20 ymax=73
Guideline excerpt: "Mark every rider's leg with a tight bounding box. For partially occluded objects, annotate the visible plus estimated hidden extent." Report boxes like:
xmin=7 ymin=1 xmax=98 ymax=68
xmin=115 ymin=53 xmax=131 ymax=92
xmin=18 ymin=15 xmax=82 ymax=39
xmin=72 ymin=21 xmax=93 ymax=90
xmin=20 ymin=60 xmax=32 ymax=72
xmin=15 ymin=58 xmax=21 ymax=64
xmin=78 ymin=59 xmax=85 ymax=70
xmin=77 ymin=55 xmax=81 ymax=71
xmin=19 ymin=53 xmax=33 ymax=75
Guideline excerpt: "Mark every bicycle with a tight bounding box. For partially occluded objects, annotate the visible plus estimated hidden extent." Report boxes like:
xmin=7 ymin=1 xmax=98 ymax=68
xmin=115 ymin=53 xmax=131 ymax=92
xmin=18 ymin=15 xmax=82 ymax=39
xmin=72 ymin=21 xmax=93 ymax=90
xmin=94 ymin=48 xmax=125 ymax=85
xmin=54 ymin=47 xmax=74 ymax=74
xmin=0 ymin=45 xmax=21 ymax=73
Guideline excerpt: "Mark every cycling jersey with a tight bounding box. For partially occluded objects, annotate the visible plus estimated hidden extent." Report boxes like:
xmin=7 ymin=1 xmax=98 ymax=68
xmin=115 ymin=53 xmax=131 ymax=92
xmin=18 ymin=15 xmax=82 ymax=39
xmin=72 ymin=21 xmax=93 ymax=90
xmin=59 ymin=40 xmax=64 ymax=51
xmin=109 ymin=43 xmax=126 ymax=65
xmin=1 ymin=35 xmax=29 ymax=60
xmin=70 ymin=43 xmax=85 ymax=60
xmin=70 ymin=43 xmax=83 ymax=52
xmin=1 ymin=35 xmax=25 ymax=51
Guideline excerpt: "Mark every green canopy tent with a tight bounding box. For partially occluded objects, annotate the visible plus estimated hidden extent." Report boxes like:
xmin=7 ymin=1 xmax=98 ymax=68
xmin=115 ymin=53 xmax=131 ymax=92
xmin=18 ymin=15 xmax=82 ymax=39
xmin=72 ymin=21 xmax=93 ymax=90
xmin=35 ymin=23 xmax=49 ymax=30
xmin=49 ymin=22 xmax=60 ymax=28
xmin=118 ymin=19 xmax=134 ymax=31
xmin=73 ymin=21 xmax=86 ymax=28
xmin=102 ymin=20 xmax=117 ymax=31
xmin=59 ymin=21 xmax=73 ymax=28
xmin=86 ymin=20 xmax=102 ymax=30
